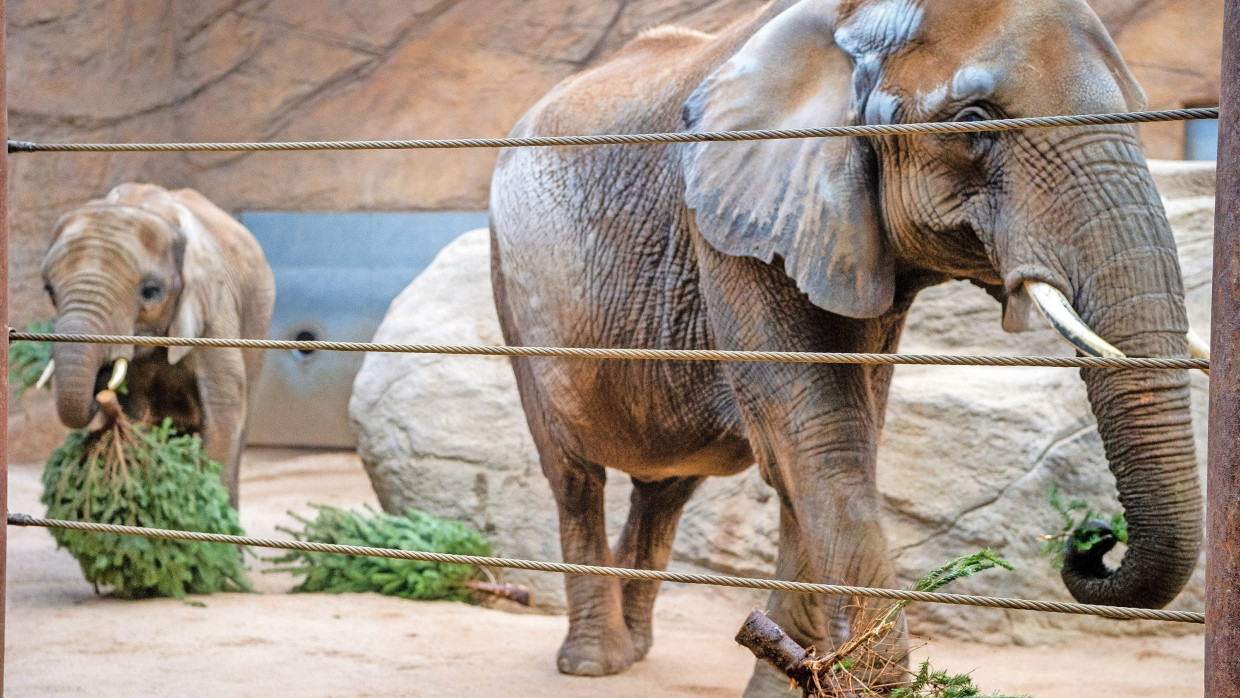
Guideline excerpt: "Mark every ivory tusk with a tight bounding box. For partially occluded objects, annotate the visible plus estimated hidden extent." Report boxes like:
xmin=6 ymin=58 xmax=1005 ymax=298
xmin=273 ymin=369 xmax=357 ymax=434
xmin=34 ymin=359 xmax=55 ymax=391
xmin=1187 ymin=330 xmax=1211 ymax=361
xmin=106 ymin=357 xmax=128 ymax=391
xmin=1024 ymin=281 xmax=1126 ymax=359
xmin=1187 ymin=329 xmax=1211 ymax=375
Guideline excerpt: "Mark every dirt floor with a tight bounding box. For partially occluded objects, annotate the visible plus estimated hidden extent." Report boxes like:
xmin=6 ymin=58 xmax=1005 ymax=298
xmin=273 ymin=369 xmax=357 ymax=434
xmin=6 ymin=448 xmax=1205 ymax=697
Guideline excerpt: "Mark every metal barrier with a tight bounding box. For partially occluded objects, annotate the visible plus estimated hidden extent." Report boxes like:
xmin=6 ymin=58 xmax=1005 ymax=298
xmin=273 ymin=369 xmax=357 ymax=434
xmin=1206 ymin=2 xmax=1240 ymax=694
xmin=4 ymin=513 xmax=1207 ymax=624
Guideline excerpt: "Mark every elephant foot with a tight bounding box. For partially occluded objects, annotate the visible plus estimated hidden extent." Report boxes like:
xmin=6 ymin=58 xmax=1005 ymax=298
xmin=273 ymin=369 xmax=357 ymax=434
xmin=743 ymin=648 xmax=909 ymax=697
xmin=626 ymin=617 xmax=654 ymax=661
xmin=744 ymin=659 xmax=800 ymax=697
xmin=556 ymin=625 xmax=638 ymax=677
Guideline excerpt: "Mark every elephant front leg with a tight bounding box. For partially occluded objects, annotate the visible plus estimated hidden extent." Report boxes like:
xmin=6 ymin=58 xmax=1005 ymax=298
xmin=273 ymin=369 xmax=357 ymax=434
xmin=612 ymin=475 xmax=702 ymax=660
xmin=204 ymin=403 xmax=246 ymax=509
xmin=691 ymin=243 xmax=913 ymax=696
xmin=745 ymin=504 xmax=827 ymax=695
xmin=550 ymin=458 xmax=637 ymax=676
xmin=195 ymin=348 xmax=249 ymax=508
xmin=745 ymin=471 xmax=910 ymax=696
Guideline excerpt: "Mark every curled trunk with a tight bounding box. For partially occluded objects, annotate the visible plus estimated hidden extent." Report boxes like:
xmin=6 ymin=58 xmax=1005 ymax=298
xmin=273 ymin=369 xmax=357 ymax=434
xmin=1064 ymin=328 xmax=1201 ymax=607
xmin=1057 ymin=197 xmax=1202 ymax=608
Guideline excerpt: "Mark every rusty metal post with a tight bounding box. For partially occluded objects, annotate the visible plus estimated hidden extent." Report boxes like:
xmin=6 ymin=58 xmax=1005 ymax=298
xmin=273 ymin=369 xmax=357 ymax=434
xmin=0 ymin=0 xmax=9 ymax=693
xmin=1207 ymin=1 xmax=1240 ymax=695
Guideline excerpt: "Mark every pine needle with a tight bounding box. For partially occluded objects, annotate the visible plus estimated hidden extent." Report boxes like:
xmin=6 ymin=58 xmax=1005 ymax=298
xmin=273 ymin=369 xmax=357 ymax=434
xmin=1040 ymin=483 xmax=1127 ymax=570
xmin=41 ymin=417 xmax=251 ymax=599
xmin=798 ymin=551 xmax=1026 ymax=698
xmin=265 ymin=503 xmax=493 ymax=602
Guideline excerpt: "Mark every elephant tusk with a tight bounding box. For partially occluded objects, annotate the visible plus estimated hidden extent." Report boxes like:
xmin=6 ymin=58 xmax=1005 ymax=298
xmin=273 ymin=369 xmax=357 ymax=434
xmin=34 ymin=359 xmax=55 ymax=391
xmin=1187 ymin=330 xmax=1211 ymax=360
xmin=106 ymin=357 xmax=128 ymax=391
xmin=1187 ymin=329 xmax=1211 ymax=376
xmin=1024 ymin=281 xmax=1126 ymax=359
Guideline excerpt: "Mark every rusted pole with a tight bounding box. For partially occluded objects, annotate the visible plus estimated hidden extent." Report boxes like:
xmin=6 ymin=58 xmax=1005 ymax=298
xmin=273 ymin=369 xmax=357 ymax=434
xmin=1207 ymin=1 xmax=1240 ymax=696
xmin=0 ymin=0 xmax=10 ymax=693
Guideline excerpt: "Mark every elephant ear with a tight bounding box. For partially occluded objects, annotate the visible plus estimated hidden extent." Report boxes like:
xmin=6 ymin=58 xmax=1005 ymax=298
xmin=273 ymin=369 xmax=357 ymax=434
xmin=166 ymin=202 xmax=227 ymax=365
xmin=681 ymin=0 xmax=893 ymax=318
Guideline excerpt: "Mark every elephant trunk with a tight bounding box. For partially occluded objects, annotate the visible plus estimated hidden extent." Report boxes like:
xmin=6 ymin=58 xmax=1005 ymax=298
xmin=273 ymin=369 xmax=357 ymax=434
xmin=1054 ymin=172 xmax=1202 ymax=608
xmin=51 ymin=312 xmax=112 ymax=429
xmin=1066 ymin=333 xmax=1201 ymax=607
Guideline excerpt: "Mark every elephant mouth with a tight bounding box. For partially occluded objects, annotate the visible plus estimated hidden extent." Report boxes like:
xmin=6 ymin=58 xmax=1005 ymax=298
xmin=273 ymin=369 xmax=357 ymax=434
xmin=67 ymin=358 xmax=130 ymax=429
xmin=1022 ymin=280 xmax=1124 ymax=358
xmin=1009 ymin=279 xmax=1210 ymax=371
xmin=76 ymin=358 xmax=131 ymax=425
xmin=91 ymin=357 xmax=129 ymax=396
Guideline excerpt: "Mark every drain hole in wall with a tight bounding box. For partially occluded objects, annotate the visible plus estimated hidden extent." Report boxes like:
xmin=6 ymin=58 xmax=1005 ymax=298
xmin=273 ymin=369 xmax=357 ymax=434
xmin=292 ymin=330 xmax=318 ymax=359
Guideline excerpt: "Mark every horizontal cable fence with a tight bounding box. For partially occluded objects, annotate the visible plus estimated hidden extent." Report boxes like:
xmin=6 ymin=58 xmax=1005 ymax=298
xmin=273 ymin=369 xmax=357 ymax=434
xmin=7 ymin=513 xmax=1204 ymax=624
xmin=6 ymin=108 xmax=1219 ymax=153
xmin=3 ymin=104 xmax=1216 ymax=649
xmin=7 ymin=331 xmax=1210 ymax=370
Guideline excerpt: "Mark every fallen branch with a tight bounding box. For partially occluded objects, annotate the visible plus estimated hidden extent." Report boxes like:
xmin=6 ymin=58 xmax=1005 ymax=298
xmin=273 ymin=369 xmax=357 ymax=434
xmin=735 ymin=551 xmax=1025 ymax=697
xmin=735 ymin=610 xmax=815 ymax=690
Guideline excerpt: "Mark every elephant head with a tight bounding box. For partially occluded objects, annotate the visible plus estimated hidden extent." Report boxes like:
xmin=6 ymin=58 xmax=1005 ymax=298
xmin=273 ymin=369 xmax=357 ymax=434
xmin=682 ymin=0 xmax=1202 ymax=609
xmin=41 ymin=183 xmax=223 ymax=429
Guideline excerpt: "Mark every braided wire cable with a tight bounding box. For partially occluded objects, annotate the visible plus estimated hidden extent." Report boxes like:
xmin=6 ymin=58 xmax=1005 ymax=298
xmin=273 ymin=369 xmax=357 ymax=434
xmin=7 ymin=513 xmax=1203 ymax=624
xmin=6 ymin=108 xmax=1219 ymax=153
xmin=8 ymin=331 xmax=1209 ymax=370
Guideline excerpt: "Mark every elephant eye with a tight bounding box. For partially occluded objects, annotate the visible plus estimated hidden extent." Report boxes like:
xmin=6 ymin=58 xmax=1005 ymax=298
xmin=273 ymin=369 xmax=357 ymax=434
xmin=43 ymin=283 xmax=56 ymax=307
xmin=953 ymin=105 xmax=999 ymax=155
xmin=140 ymin=282 xmax=164 ymax=302
xmin=954 ymin=106 xmax=991 ymax=123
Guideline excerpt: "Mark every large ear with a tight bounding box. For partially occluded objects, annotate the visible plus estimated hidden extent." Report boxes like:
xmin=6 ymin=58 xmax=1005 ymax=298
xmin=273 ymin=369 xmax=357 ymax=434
xmin=682 ymin=0 xmax=893 ymax=319
xmin=164 ymin=202 xmax=226 ymax=365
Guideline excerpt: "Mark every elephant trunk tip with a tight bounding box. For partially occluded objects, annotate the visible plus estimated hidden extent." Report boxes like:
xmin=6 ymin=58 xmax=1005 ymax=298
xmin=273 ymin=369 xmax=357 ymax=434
xmin=51 ymin=351 xmax=116 ymax=429
xmin=56 ymin=395 xmax=100 ymax=430
xmin=1060 ymin=517 xmax=1198 ymax=610
xmin=1060 ymin=519 xmax=1120 ymax=589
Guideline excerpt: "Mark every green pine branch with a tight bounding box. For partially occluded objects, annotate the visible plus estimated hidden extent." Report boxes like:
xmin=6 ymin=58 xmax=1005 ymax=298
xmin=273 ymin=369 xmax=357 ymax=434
xmin=1040 ymin=483 xmax=1127 ymax=570
xmin=266 ymin=503 xmax=493 ymax=603
xmin=9 ymin=319 xmax=53 ymax=400
xmin=42 ymin=418 xmax=251 ymax=599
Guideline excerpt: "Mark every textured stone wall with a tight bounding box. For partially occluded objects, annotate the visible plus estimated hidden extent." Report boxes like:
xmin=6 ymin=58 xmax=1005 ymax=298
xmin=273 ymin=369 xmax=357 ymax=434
xmin=5 ymin=0 xmax=1224 ymax=451
xmin=6 ymin=1 xmax=769 ymax=331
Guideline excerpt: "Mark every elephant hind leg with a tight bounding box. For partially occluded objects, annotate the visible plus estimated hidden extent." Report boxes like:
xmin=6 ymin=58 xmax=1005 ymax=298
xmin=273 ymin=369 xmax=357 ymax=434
xmin=545 ymin=449 xmax=637 ymax=677
xmin=612 ymin=475 xmax=703 ymax=660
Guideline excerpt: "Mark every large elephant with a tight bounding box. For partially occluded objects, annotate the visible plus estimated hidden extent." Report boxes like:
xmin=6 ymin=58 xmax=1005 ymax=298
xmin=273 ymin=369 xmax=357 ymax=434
xmin=490 ymin=0 xmax=1207 ymax=692
xmin=40 ymin=183 xmax=275 ymax=507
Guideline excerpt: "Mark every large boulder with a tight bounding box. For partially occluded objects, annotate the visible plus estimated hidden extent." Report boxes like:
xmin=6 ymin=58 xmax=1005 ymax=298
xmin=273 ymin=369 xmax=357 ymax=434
xmin=350 ymin=161 xmax=1214 ymax=641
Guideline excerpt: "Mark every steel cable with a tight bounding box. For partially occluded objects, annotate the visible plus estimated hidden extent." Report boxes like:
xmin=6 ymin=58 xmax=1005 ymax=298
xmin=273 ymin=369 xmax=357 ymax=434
xmin=7 ymin=513 xmax=1204 ymax=624
xmin=8 ymin=331 xmax=1209 ymax=370
xmin=6 ymin=108 xmax=1219 ymax=153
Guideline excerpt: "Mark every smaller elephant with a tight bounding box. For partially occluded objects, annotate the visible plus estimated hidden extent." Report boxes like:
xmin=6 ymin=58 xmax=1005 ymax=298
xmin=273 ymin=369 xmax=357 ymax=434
xmin=40 ymin=183 xmax=275 ymax=506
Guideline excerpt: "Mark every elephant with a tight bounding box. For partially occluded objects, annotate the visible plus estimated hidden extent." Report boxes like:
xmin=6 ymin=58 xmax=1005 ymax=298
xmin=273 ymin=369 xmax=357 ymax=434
xmin=490 ymin=0 xmax=1212 ymax=692
xmin=40 ymin=183 xmax=275 ymax=507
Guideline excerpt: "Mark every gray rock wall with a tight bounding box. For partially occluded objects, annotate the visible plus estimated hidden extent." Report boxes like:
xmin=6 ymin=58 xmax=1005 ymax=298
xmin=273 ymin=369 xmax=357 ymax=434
xmin=350 ymin=161 xmax=1214 ymax=642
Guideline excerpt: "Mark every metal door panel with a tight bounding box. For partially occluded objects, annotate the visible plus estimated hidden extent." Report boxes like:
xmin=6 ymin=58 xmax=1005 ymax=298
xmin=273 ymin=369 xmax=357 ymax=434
xmin=240 ymin=212 xmax=488 ymax=447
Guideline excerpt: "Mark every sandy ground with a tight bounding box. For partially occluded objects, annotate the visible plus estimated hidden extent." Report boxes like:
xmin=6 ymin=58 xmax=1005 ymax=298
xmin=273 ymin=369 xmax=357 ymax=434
xmin=6 ymin=448 xmax=1205 ymax=697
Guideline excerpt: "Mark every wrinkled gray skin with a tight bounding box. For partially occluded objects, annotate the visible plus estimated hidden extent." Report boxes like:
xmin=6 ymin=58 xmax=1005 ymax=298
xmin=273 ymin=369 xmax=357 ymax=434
xmin=490 ymin=0 xmax=1201 ymax=692
xmin=41 ymin=183 xmax=275 ymax=507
